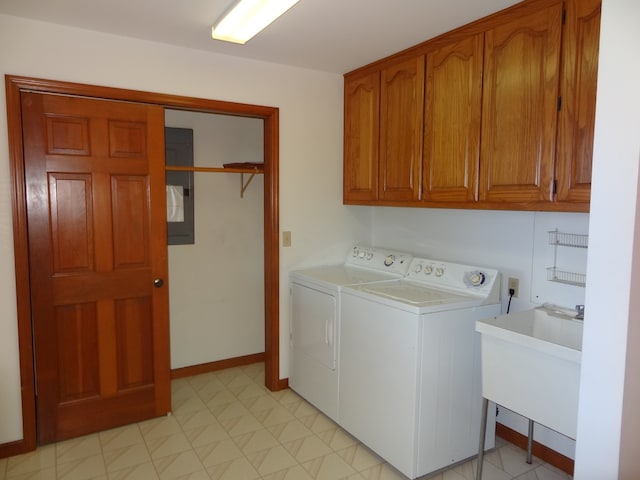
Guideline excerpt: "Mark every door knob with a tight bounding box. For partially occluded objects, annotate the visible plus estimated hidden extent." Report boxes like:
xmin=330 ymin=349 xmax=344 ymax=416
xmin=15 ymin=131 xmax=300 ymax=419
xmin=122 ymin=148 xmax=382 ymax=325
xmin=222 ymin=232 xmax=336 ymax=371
xmin=154 ymin=278 xmax=164 ymax=288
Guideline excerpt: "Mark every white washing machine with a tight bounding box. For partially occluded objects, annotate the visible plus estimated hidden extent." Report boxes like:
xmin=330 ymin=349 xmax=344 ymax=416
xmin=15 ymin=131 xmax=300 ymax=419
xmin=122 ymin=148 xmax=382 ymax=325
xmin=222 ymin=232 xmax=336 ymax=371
xmin=289 ymin=245 xmax=412 ymax=421
xmin=339 ymin=257 xmax=501 ymax=479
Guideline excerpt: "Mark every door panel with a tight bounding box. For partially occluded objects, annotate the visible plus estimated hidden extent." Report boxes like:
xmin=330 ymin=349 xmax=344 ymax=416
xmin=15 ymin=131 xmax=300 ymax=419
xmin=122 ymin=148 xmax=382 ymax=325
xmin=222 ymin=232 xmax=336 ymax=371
xmin=423 ymin=33 xmax=483 ymax=202
xmin=111 ymin=175 xmax=150 ymax=267
xmin=49 ymin=173 xmax=94 ymax=272
xmin=115 ymin=298 xmax=154 ymax=389
xmin=555 ymin=0 xmax=600 ymax=204
xmin=344 ymin=71 xmax=380 ymax=202
xmin=56 ymin=303 xmax=100 ymax=402
xmin=479 ymin=3 xmax=562 ymax=202
xmin=22 ymin=91 xmax=170 ymax=444
xmin=379 ymin=56 xmax=424 ymax=202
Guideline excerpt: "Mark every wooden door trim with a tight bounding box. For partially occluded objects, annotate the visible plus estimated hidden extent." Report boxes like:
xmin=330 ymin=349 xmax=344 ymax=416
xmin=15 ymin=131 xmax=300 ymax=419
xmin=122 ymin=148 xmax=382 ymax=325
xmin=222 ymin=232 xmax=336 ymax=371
xmin=3 ymin=74 xmax=281 ymax=456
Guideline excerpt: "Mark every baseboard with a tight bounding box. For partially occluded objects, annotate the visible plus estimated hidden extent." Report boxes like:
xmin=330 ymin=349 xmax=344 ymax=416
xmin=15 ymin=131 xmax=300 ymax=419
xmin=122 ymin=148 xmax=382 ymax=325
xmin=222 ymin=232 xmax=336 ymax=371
xmin=277 ymin=378 xmax=289 ymax=390
xmin=0 ymin=438 xmax=35 ymax=459
xmin=496 ymin=422 xmax=574 ymax=475
xmin=170 ymin=352 xmax=265 ymax=379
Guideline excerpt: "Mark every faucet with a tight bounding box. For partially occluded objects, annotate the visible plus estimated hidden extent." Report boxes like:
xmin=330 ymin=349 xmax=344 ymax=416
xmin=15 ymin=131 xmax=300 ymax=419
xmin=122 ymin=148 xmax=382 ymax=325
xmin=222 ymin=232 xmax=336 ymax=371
xmin=575 ymin=305 xmax=585 ymax=320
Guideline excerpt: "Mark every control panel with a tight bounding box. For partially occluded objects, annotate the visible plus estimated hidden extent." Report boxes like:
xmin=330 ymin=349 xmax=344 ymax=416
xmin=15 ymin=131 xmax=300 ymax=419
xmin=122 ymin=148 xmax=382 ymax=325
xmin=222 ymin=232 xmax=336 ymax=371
xmin=406 ymin=257 xmax=500 ymax=298
xmin=346 ymin=245 xmax=413 ymax=275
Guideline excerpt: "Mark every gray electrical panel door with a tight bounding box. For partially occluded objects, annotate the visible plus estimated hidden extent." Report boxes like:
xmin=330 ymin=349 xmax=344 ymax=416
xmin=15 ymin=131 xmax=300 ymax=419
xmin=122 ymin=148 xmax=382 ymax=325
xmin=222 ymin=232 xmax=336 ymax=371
xmin=165 ymin=127 xmax=195 ymax=245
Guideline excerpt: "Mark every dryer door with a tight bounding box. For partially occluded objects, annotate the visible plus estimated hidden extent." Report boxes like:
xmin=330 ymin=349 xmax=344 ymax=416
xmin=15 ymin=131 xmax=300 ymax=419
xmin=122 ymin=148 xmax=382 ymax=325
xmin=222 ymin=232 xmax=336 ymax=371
xmin=291 ymin=283 xmax=337 ymax=369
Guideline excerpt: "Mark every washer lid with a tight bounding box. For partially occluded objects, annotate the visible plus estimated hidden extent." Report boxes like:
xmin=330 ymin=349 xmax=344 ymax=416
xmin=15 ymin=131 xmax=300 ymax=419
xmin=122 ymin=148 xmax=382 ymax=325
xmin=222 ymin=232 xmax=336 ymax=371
xmin=343 ymin=278 xmax=491 ymax=314
xmin=360 ymin=282 xmax=473 ymax=305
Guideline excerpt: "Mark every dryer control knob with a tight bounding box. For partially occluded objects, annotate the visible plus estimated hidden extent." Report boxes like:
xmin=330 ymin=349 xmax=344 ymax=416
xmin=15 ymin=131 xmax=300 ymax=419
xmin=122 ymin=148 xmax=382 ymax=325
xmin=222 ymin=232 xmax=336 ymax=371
xmin=435 ymin=267 xmax=445 ymax=277
xmin=414 ymin=263 xmax=423 ymax=273
xmin=424 ymin=264 xmax=433 ymax=275
xmin=384 ymin=254 xmax=396 ymax=266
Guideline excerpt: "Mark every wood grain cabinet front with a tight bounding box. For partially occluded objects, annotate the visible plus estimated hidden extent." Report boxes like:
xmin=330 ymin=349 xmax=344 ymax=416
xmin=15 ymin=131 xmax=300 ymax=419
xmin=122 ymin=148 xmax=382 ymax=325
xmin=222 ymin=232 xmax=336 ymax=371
xmin=422 ymin=33 xmax=483 ymax=203
xmin=343 ymin=0 xmax=600 ymax=212
xmin=555 ymin=0 xmax=601 ymax=207
xmin=479 ymin=2 xmax=563 ymax=204
xmin=378 ymin=56 xmax=425 ymax=202
xmin=344 ymin=71 xmax=380 ymax=202
xmin=344 ymin=57 xmax=425 ymax=204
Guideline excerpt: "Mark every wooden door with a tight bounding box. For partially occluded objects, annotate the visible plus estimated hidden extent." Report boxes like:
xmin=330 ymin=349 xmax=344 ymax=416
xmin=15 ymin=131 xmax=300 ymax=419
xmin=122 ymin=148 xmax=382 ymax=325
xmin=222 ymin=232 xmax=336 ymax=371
xmin=423 ymin=33 xmax=483 ymax=202
xmin=555 ymin=0 xmax=601 ymax=206
xmin=22 ymin=92 xmax=171 ymax=444
xmin=479 ymin=2 xmax=562 ymax=203
xmin=379 ymin=56 xmax=425 ymax=202
xmin=344 ymin=71 xmax=380 ymax=203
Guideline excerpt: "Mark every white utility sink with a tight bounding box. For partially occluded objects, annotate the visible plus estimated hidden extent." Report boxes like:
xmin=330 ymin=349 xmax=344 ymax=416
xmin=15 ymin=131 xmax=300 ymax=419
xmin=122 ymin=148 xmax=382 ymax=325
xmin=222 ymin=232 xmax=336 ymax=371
xmin=476 ymin=306 xmax=583 ymax=439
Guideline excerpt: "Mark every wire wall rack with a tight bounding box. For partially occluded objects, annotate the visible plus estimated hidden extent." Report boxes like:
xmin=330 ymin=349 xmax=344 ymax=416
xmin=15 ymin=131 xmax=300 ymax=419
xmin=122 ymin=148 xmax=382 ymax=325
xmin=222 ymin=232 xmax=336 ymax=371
xmin=546 ymin=267 xmax=586 ymax=287
xmin=547 ymin=229 xmax=588 ymax=287
xmin=548 ymin=230 xmax=589 ymax=248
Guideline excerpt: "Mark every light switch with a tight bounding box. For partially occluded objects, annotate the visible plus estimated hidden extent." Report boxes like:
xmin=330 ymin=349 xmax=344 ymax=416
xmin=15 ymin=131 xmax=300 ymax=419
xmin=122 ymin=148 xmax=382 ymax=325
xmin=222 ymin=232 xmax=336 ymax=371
xmin=282 ymin=231 xmax=292 ymax=247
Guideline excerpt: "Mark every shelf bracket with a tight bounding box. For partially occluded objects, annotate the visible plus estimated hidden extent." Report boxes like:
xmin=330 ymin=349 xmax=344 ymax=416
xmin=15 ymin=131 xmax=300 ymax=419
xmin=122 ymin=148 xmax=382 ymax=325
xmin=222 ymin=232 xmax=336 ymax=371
xmin=240 ymin=172 xmax=257 ymax=198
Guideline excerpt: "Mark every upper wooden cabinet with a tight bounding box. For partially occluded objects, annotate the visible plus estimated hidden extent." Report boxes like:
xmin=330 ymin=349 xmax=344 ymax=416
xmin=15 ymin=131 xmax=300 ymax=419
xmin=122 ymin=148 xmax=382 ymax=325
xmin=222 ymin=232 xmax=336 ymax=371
xmin=344 ymin=57 xmax=425 ymax=203
xmin=555 ymin=0 xmax=601 ymax=204
xmin=479 ymin=2 xmax=562 ymax=203
xmin=344 ymin=71 xmax=380 ymax=202
xmin=422 ymin=33 xmax=483 ymax=203
xmin=343 ymin=0 xmax=600 ymax=212
xmin=379 ymin=56 xmax=425 ymax=202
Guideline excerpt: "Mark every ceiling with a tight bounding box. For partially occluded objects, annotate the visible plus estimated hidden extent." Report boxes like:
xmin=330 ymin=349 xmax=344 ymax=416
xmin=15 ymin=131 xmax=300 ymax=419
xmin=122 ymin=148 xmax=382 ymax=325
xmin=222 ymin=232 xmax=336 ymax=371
xmin=0 ymin=0 xmax=522 ymax=74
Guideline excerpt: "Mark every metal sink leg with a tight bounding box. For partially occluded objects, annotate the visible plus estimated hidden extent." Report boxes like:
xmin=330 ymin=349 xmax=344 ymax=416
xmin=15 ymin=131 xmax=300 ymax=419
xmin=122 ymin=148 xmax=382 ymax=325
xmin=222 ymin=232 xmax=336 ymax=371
xmin=527 ymin=419 xmax=534 ymax=463
xmin=475 ymin=397 xmax=489 ymax=480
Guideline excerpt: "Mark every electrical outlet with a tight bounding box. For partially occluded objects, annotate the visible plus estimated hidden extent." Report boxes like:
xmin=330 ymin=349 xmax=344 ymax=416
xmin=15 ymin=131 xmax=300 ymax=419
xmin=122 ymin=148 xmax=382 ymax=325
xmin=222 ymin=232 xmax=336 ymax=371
xmin=508 ymin=277 xmax=519 ymax=298
xmin=282 ymin=231 xmax=292 ymax=247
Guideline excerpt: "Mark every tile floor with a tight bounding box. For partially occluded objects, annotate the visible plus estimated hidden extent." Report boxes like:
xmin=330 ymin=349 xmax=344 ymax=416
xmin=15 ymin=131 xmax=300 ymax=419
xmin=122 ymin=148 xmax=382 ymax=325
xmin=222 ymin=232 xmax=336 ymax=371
xmin=0 ymin=363 xmax=572 ymax=480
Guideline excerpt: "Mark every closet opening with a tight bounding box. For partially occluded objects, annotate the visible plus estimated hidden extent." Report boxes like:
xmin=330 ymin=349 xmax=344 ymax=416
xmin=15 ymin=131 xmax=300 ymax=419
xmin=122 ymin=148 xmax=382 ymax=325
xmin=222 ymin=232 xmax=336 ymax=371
xmin=164 ymin=109 xmax=267 ymax=377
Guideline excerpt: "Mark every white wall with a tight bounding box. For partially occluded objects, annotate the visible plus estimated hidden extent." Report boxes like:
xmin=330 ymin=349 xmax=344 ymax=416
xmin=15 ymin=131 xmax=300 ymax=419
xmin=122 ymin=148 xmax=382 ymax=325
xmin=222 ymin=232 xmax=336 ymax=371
xmin=0 ymin=14 xmax=370 ymax=444
xmin=164 ymin=110 xmax=265 ymax=369
xmin=575 ymin=0 xmax=640 ymax=477
xmin=372 ymin=208 xmax=588 ymax=459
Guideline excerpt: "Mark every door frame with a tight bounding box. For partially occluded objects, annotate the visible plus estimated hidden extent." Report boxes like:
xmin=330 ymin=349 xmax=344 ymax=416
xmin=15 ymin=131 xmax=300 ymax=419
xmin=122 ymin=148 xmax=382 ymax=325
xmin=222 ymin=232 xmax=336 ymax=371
xmin=4 ymin=75 xmax=281 ymax=456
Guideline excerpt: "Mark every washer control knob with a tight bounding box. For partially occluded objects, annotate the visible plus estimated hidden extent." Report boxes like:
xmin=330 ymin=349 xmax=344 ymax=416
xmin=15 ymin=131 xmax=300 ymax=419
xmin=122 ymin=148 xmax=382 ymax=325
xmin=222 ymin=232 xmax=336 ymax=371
xmin=435 ymin=267 xmax=445 ymax=277
xmin=468 ymin=271 xmax=487 ymax=286
xmin=414 ymin=263 xmax=423 ymax=274
xmin=424 ymin=264 xmax=433 ymax=275
xmin=365 ymin=251 xmax=374 ymax=260
xmin=384 ymin=254 xmax=396 ymax=267
xmin=358 ymin=251 xmax=366 ymax=259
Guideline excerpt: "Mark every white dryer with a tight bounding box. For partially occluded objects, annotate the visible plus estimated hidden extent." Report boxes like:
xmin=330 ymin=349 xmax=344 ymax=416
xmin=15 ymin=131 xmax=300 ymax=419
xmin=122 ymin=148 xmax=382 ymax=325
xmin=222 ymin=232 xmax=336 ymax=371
xmin=339 ymin=257 xmax=501 ymax=479
xmin=289 ymin=245 xmax=412 ymax=421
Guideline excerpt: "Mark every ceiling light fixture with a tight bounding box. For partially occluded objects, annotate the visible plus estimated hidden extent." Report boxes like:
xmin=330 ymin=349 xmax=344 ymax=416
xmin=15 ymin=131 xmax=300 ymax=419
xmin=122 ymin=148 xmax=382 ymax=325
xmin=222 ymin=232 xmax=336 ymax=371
xmin=211 ymin=0 xmax=300 ymax=44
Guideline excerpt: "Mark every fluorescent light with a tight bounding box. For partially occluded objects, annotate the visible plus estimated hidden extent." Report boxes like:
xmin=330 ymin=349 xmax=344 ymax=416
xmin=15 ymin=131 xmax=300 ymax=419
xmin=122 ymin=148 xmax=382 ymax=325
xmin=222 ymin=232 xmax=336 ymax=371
xmin=212 ymin=0 xmax=300 ymax=44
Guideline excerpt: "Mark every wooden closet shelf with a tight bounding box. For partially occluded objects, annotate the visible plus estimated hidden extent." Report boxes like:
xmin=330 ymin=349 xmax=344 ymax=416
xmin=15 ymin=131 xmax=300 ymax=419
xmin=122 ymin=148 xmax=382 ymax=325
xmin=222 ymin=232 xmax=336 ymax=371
xmin=165 ymin=165 xmax=264 ymax=174
xmin=165 ymin=164 xmax=264 ymax=198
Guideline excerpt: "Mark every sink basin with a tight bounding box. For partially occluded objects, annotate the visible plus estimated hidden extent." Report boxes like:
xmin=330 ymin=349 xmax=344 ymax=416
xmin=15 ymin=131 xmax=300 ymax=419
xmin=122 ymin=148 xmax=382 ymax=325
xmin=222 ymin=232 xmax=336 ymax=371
xmin=476 ymin=306 xmax=583 ymax=439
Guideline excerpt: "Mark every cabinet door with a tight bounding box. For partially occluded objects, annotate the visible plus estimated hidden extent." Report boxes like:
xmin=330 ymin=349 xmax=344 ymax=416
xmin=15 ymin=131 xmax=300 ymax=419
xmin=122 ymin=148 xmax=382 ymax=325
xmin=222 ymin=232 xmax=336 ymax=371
xmin=479 ymin=3 xmax=563 ymax=203
xmin=423 ymin=34 xmax=483 ymax=202
xmin=344 ymin=71 xmax=380 ymax=202
xmin=555 ymin=0 xmax=600 ymax=206
xmin=379 ymin=56 xmax=425 ymax=202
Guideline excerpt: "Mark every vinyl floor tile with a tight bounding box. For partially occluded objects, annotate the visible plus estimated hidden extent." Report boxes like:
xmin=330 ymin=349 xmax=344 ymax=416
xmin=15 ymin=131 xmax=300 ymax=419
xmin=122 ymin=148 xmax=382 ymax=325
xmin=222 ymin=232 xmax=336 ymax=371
xmin=1 ymin=362 xmax=572 ymax=480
